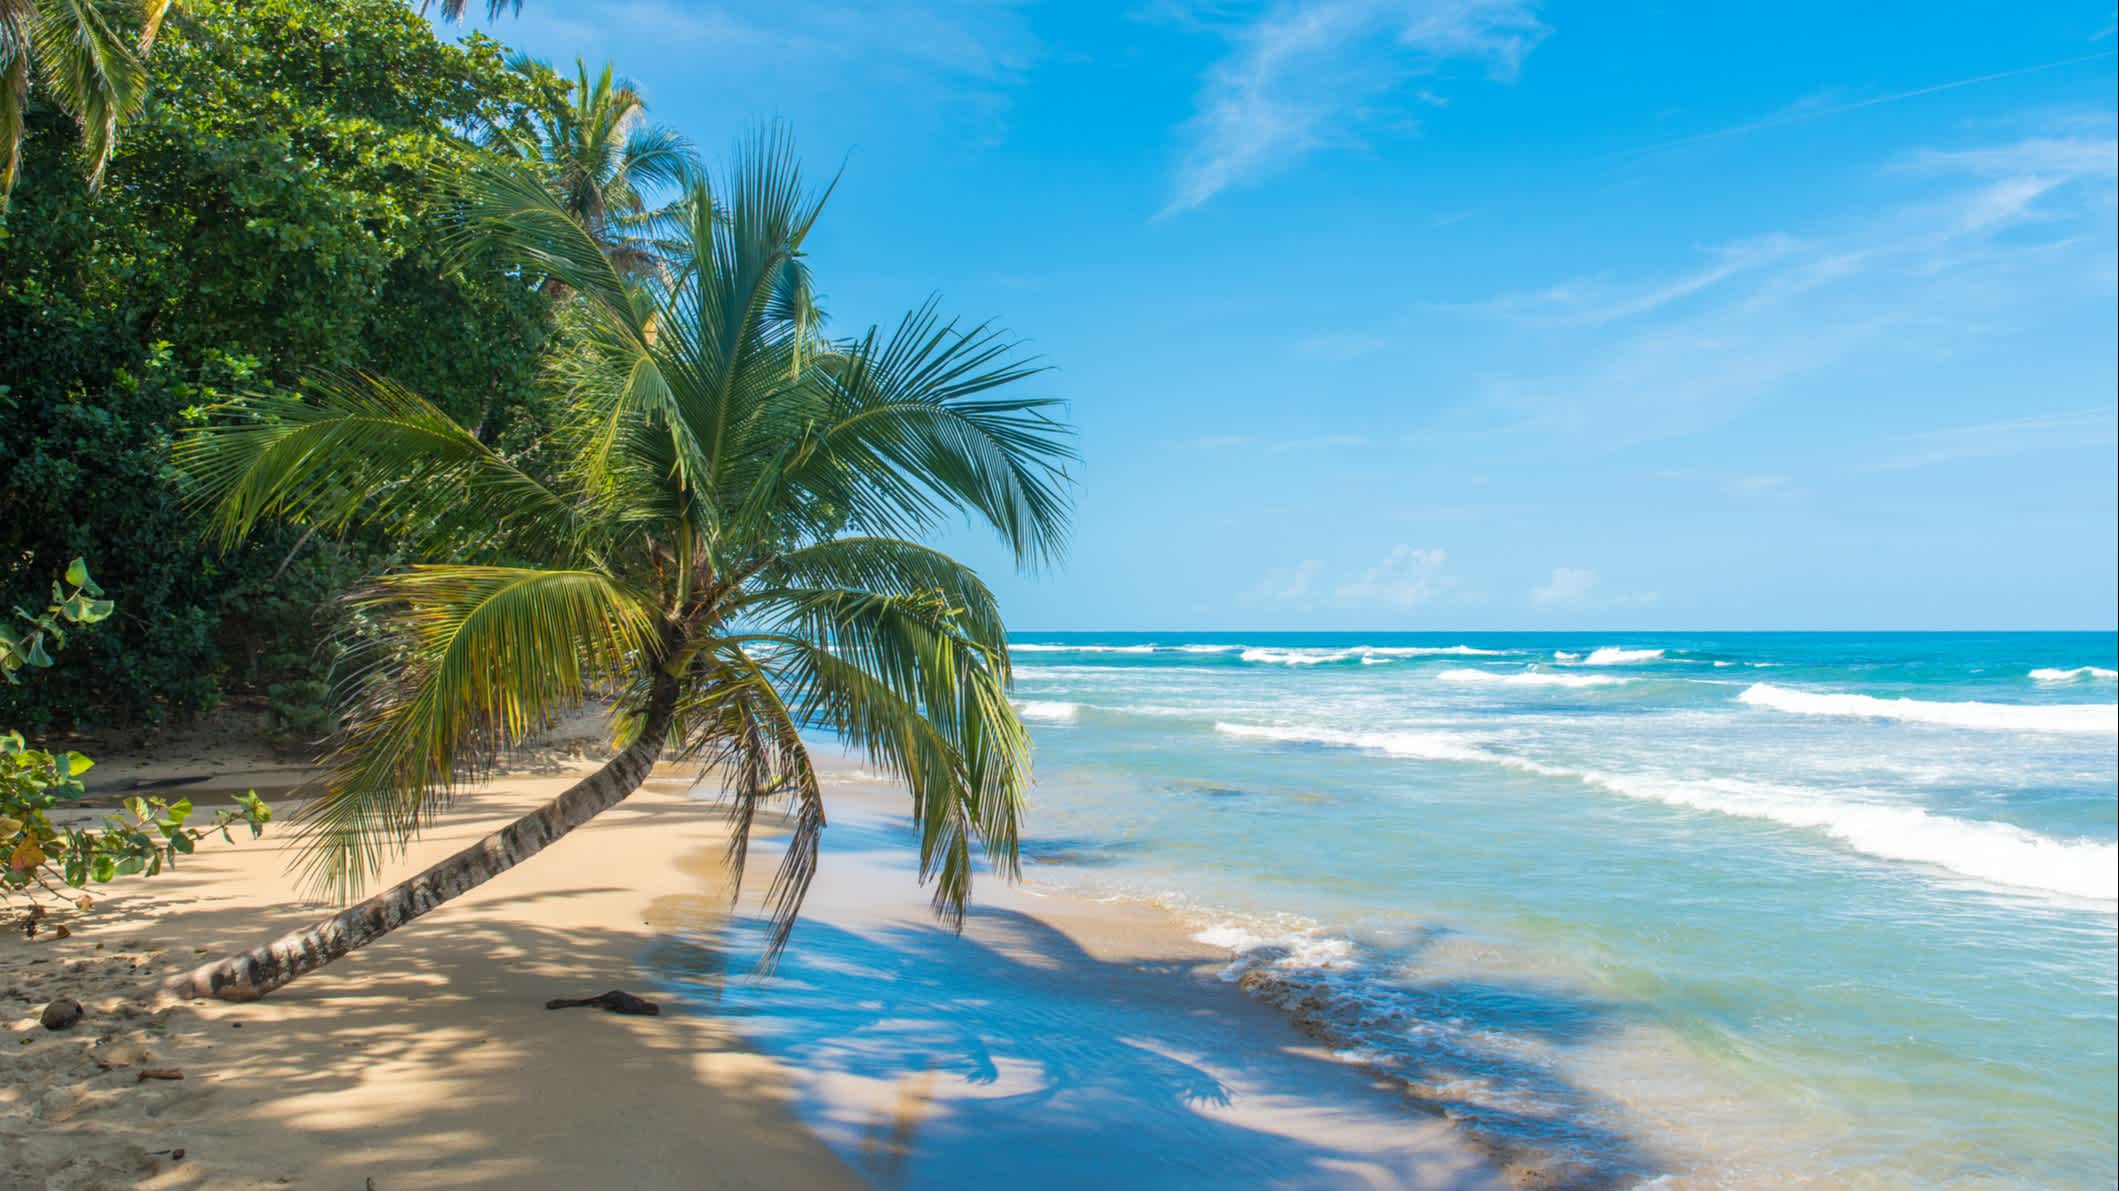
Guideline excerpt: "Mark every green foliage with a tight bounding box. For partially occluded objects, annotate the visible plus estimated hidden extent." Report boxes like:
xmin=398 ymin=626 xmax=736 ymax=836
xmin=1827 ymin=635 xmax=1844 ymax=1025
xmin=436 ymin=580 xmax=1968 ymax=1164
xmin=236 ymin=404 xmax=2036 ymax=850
xmin=0 ymin=0 xmax=170 ymax=206
xmin=0 ymin=0 xmax=560 ymax=729
xmin=0 ymin=563 xmax=270 ymax=913
xmin=1 ymin=556 xmax=113 ymax=683
xmin=1 ymin=736 xmax=270 ymax=907
xmin=182 ymin=136 xmax=1075 ymax=950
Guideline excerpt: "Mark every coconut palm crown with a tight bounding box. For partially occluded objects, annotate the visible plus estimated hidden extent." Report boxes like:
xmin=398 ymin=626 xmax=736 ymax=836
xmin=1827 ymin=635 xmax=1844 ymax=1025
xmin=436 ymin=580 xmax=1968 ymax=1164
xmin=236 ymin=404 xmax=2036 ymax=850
xmin=169 ymin=133 xmax=1073 ymax=998
xmin=485 ymin=55 xmax=697 ymax=279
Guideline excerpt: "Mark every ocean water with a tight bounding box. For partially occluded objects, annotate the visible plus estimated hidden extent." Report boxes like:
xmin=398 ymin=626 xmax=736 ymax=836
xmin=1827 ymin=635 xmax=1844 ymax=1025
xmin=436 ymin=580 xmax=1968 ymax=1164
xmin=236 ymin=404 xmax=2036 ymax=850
xmin=992 ymin=632 xmax=2118 ymax=1188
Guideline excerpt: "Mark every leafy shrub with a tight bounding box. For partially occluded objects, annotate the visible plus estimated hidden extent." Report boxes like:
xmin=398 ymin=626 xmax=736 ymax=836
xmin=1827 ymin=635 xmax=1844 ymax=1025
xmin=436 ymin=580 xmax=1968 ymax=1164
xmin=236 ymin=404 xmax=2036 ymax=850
xmin=0 ymin=562 xmax=270 ymax=916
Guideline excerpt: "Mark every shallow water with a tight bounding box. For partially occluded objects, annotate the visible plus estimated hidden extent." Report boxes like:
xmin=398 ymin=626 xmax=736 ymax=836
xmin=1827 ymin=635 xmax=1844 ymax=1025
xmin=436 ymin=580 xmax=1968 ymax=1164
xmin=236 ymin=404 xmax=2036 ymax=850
xmin=990 ymin=632 xmax=2117 ymax=1188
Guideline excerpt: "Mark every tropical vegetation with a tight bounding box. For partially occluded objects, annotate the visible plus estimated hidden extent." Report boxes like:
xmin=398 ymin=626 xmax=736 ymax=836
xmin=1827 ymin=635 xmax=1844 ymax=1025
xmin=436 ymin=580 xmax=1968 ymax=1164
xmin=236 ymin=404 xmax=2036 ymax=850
xmin=3 ymin=560 xmax=269 ymax=916
xmin=4 ymin=0 xmax=1068 ymax=993
xmin=1 ymin=0 xmax=556 ymax=729
xmin=164 ymin=138 xmax=1072 ymax=1000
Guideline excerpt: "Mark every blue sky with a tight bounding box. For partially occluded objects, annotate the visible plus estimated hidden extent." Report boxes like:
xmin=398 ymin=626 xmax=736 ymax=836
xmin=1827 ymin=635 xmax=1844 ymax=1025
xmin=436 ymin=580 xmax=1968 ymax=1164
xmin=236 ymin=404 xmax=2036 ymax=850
xmin=457 ymin=1 xmax=2118 ymax=631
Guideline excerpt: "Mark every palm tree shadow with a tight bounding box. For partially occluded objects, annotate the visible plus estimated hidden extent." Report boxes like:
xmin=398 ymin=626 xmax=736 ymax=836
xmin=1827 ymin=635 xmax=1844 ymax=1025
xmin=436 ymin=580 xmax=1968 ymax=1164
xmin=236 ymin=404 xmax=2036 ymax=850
xmin=644 ymin=891 xmax=1657 ymax=1191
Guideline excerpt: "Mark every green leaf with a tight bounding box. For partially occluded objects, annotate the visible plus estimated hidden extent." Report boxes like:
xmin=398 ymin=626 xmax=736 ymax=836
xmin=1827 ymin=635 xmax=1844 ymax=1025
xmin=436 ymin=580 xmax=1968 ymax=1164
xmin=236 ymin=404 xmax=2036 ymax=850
xmin=59 ymin=752 xmax=94 ymax=779
xmin=65 ymin=558 xmax=88 ymax=588
xmin=170 ymin=832 xmax=195 ymax=854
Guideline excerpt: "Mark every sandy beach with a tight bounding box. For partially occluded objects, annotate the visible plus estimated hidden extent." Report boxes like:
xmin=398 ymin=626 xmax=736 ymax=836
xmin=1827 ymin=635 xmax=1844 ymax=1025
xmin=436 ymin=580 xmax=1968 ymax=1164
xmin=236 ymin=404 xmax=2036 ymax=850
xmin=3 ymin=747 xmax=1509 ymax=1191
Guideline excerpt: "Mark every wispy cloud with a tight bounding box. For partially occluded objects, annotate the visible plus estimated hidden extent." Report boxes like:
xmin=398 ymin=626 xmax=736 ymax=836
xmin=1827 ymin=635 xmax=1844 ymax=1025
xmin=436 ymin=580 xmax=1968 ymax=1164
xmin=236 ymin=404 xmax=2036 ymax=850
xmin=1876 ymin=407 xmax=2119 ymax=469
xmin=1461 ymin=234 xmax=1803 ymax=327
xmin=1160 ymin=0 xmax=1547 ymax=213
xmin=1656 ymin=468 xmax=1795 ymax=496
xmin=1457 ymin=116 xmax=2118 ymax=445
xmin=481 ymin=1 xmax=1038 ymax=123
xmin=1629 ymin=50 xmax=2117 ymax=157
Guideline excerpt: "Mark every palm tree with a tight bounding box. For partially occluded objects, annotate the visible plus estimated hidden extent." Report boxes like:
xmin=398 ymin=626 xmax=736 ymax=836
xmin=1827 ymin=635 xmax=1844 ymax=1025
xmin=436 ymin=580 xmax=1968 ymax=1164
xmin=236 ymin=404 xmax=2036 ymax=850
xmin=418 ymin=0 xmax=518 ymax=19
xmin=164 ymin=133 xmax=1073 ymax=1002
xmin=0 ymin=0 xmax=173 ymax=207
xmin=486 ymin=56 xmax=698 ymax=280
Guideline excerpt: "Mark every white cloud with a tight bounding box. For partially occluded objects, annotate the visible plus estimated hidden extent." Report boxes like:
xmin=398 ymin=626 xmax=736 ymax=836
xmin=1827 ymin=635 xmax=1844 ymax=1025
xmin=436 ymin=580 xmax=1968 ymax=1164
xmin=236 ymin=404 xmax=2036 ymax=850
xmin=1463 ymin=234 xmax=1804 ymax=327
xmin=1628 ymin=52 xmax=2117 ymax=156
xmin=482 ymin=1 xmax=1037 ymax=120
xmin=1248 ymin=558 xmax=1325 ymax=605
xmin=1334 ymin=545 xmax=1449 ymax=608
xmin=1248 ymin=545 xmax=1455 ymax=610
xmin=1161 ymin=0 xmax=1547 ymax=212
xmin=1877 ymin=407 xmax=2119 ymax=469
xmin=1530 ymin=566 xmax=1595 ymax=606
xmin=1453 ymin=115 xmax=2119 ymax=445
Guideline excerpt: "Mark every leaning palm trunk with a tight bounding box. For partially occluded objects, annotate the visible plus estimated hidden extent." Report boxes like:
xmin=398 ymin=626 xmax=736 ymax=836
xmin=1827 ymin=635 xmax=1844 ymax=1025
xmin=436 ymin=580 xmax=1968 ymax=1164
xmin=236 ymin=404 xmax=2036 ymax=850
xmin=171 ymin=137 xmax=1073 ymax=1004
xmin=164 ymin=686 xmax=676 ymax=1002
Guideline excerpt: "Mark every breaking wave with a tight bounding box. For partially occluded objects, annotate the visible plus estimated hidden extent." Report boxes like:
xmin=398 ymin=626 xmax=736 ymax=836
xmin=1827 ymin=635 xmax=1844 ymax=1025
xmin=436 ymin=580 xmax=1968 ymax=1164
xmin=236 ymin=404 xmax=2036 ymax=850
xmin=1739 ymin=683 xmax=2116 ymax=735
xmin=2030 ymin=666 xmax=2118 ymax=682
xmin=1436 ymin=667 xmax=1632 ymax=689
xmin=1013 ymin=700 xmax=1081 ymax=723
xmin=1581 ymin=647 xmax=1666 ymax=665
xmin=1213 ymin=721 xmax=2117 ymax=901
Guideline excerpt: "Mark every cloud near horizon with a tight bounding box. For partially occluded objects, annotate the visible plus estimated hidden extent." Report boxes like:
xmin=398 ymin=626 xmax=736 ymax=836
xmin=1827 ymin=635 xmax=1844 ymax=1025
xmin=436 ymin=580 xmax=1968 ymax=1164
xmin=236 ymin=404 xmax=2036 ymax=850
xmin=1161 ymin=0 xmax=1547 ymax=213
xmin=1248 ymin=545 xmax=1453 ymax=609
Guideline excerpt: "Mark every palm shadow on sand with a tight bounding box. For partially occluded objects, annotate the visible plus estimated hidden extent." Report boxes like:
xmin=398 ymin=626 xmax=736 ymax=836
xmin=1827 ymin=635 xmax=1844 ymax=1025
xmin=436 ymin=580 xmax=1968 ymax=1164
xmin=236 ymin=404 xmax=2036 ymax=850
xmin=642 ymin=817 xmax=1663 ymax=1191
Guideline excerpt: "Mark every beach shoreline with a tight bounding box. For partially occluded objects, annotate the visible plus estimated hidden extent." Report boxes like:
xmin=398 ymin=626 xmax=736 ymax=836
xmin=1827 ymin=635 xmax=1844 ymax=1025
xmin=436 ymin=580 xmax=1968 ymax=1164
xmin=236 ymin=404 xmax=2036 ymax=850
xmin=4 ymin=744 xmax=1519 ymax=1191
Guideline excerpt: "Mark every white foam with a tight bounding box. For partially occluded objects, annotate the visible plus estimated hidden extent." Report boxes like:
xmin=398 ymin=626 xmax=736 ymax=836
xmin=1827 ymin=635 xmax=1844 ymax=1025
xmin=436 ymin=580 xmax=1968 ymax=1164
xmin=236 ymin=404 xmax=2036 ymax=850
xmin=1215 ymin=719 xmax=2118 ymax=902
xmin=1239 ymin=645 xmax=1508 ymax=666
xmin=1436 ymin=667 xmax=1631 ymax=689
xmin=1014 ymin=700 xmax=1081 ymax=723
xmin=1579 ymin=771 xmax=2118 ymax=903
xmin=1554 ymin=650 xmax=1581 ymax=662
xmin=1581 ymin=647 xmax=1666 ymax=666
xmin=1739 ymin=683 xmax=2117 ymax=735
xmin=1215 ymin=721 xmax=1492 ymax=763
xmin=1009 ymin=643 xmax=1157 ymax=654
xmin=1174 ymin=644 xmax=1243 ymax=654
xmin=2030 ymin=666 xmax=2119 ymax=682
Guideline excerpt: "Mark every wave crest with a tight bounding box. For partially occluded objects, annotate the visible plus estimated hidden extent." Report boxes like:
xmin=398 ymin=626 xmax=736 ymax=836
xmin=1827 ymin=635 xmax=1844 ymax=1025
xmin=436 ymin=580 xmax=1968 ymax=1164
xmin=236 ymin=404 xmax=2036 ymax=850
xmin=2030 ymin=666 xmax=2119 ymax=682
xmin=1013 ymin=700 xmax=1081 ymax=723
xmin=1739 ymin=683 xmax=2116 ymax=735
xmin=1215 ymin=720 xmax=2116 ymax=901
xmin=1581 ymin=647 xmax=1665 ymax=665
xmin=1437 ymin=668 xmax=1630 ymax=689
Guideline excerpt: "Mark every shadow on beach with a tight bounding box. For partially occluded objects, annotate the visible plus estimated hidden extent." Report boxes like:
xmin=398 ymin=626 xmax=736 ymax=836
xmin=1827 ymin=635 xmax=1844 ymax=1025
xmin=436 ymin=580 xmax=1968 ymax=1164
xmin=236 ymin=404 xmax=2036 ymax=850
xmin=642 ymin=807 xmax=1663 ymax=1191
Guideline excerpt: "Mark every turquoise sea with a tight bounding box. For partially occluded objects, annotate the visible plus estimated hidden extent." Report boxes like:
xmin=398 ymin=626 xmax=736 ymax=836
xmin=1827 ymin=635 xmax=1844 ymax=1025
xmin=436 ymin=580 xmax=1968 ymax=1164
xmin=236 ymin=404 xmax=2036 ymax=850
xmin=975 ymin=632 xmax=2117 ymax=1187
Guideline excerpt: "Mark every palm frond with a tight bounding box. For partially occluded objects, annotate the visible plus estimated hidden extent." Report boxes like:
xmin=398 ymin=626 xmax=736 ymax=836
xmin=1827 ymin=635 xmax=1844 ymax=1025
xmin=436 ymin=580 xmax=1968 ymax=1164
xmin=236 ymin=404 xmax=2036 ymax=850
xmin=26 ymin=0 xmax=148 ymax=194
xmin=424 ymin=0 xmax=524 ymax=20
xmin=784 ymin=302 xmax=1076 ymax=568
xmin=301 ymin=565 xmax=663 ymax=899
xmin=175 ymin=372 xmax=582 ymax=562
xmin=740 ymin=587 xmax=1029 ymax=925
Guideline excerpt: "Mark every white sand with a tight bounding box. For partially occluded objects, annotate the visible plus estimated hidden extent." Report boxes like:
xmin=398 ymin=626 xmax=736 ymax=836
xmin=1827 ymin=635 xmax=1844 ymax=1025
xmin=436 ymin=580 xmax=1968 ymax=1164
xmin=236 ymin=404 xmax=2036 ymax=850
xmin=5 ymin=751 xmax=1512 ymax=1190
